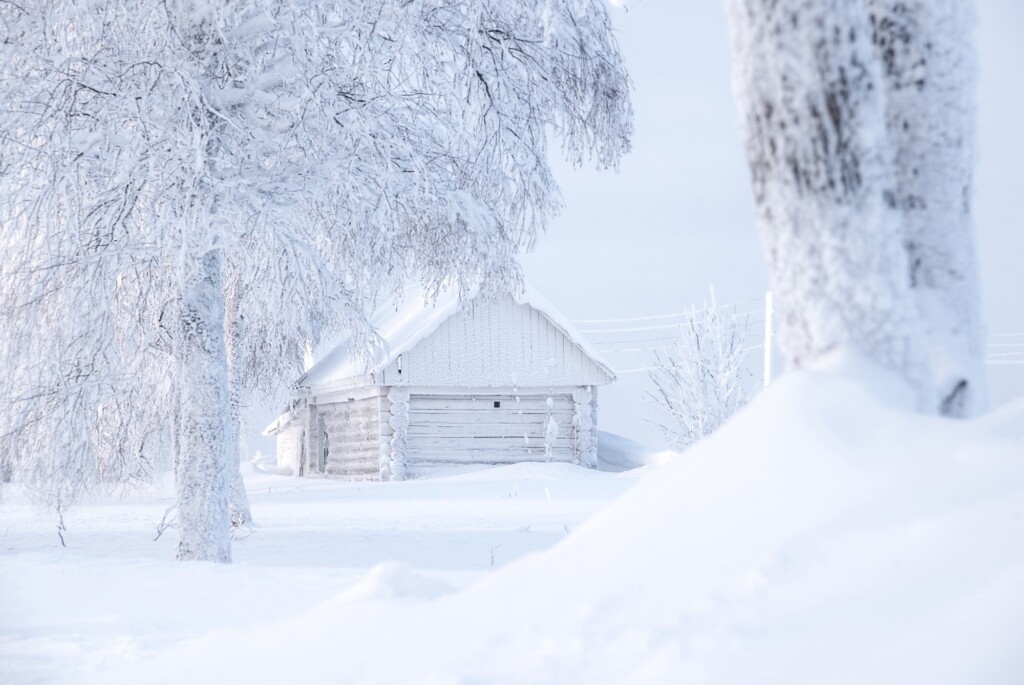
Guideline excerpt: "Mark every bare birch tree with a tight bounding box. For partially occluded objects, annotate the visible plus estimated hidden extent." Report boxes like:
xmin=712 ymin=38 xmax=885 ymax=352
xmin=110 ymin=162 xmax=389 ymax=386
xmin=649 ymin=292 xmax=751 ymax=450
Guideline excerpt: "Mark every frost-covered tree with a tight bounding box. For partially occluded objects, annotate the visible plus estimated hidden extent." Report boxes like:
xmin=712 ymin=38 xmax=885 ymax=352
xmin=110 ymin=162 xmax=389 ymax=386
xmin=0 ymin=0 xmax=631 ymax=561
xmin=722 ymin=0 xmax=984 ymax=414
xmin=648 ymin=293 xmax=751 ymax=450
xmin=868 ymin=0 xmax=985 ymax=415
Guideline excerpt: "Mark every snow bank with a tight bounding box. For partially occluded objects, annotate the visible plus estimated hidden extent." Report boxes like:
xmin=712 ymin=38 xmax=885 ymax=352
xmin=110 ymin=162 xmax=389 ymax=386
xmin=596 ymin=430 xmax=675 ymax=471
xmin=99 ymin=353 xmax=1024 ymax=684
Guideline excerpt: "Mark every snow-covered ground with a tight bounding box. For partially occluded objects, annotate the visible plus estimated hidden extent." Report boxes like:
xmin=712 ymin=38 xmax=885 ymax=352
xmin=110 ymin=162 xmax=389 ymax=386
xmin=0 ymin=457 xmax=644 ymax=683
xmin=3 ymin=356 xmax=1023 ymax=684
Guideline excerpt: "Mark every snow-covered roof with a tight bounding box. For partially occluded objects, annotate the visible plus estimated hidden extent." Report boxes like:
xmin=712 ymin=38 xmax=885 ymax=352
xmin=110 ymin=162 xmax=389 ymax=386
xmin=298 ymin=282 xmax=615 ymax=389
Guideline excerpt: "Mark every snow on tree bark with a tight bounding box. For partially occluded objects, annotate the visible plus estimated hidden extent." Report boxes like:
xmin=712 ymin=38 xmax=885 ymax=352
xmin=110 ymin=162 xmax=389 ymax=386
xmin=544 ymin=415 xmax=560 ymax=463
xmin=224 ymin=282 xmax=253 ymax=528
xmin=388 ymin=388 xmax=411 ymax=482
xmin=174 ymin=250 xmax=232 ymax=563
xmin=571 ymin=388 xmax=597 ymax=468
xmin=379 ymin=433 xmax=393 ymax=482
xmin=867 ymin=0 xmax=986 ymax=416
xmin=722 ymin=0 xmax=931 ymax=401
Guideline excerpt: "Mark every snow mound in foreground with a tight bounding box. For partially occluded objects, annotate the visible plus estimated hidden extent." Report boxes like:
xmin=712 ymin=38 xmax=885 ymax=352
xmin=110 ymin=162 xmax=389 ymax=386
xmin=336 ymin=562 xmax=453 ymax=602
xmin=103 ymin=354 xmax=1024 ymax=684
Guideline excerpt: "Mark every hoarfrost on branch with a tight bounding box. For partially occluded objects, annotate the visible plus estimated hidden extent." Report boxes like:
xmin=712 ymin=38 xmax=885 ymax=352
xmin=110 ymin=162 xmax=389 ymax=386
xmin=0 ymin=0 xmax=632 ymax=558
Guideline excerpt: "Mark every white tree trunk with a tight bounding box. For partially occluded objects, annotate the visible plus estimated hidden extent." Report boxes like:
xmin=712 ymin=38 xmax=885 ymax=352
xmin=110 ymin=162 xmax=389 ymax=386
xmin=174 ymin=250 xmax=232 ymax=562
xmin=225 ymin=288 xmax=253 ymax=527
xmin=868 ymin=0 xmax=986 ymax=415
xmin=226 ymin=383 xmax=252 ymax=528
xmin=723 ymin=0 xmax=930 ymax=400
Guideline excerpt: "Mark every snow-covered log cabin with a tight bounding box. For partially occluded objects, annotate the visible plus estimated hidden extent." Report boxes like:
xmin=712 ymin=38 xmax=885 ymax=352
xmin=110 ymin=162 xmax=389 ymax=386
xmin=265 ymin=285 xmax=615 ymax=480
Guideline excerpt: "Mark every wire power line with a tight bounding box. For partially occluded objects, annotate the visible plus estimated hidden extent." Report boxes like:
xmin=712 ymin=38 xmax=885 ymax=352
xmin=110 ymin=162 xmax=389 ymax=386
xmin=573 ymin=298 xmax=764 ymax=326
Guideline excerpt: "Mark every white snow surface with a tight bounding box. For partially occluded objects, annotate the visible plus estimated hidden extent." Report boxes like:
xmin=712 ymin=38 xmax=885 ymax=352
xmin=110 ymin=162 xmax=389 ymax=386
xmin=299 ymin=281 xmax=615 ymax=388
xmin=596 ymin=430 xmax=673 ymax=471
xmin=3 ymin=355 xmax=1023 ymax=683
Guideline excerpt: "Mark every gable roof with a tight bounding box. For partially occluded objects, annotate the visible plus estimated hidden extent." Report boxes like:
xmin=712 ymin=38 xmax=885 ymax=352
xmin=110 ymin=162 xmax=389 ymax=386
xmin=299 ymin=282 xmax=615 ymax=389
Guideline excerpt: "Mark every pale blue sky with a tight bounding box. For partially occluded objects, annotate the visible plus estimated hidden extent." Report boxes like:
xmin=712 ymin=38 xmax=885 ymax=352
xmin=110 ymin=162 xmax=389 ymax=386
xmin=524 ymin=0 xmax=1024 ymax=443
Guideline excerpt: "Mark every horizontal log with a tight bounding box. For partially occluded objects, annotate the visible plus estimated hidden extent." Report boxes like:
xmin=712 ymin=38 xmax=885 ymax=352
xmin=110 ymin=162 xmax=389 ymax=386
xmin=324 ymin=433 xmax=380 ymax=447
xmin=408 ymin=397 xmax=572 ymax=411
xmin=326 ymin=455 xmax=379 ymax=467
xmin=326 ymin=462 xmax=378 ymax=473
xmin=325 ymin=464 xmax=378 ymax=475
xmin=408 ymin=451 xmax=575 ymax=465
xmin=407 ymin=408 xmax=573 ymax=418
xmin=322 ymin=412 xmax=378 ymax=425
xmin=321 ymin=402 xmax=378 ymax=413
xmin=321 ymin=403 xmax=378 ymax=414
xmin=407 ymin=416 xmax=573 ymax=428
xmin=407 ymin=434 xmax=571 ymax=446
xmin=410 ymin=392 xmax=572 ymax=400
xmin=325 ymin=441 xmax=379 ymax=451
xmin=326 ymin=450 xmax=378 ymax=463
xmin=323 ymin=422 xmax=377 ymax=435
xmin=406 ymin=434 xmax=571 ymax=446
xmin=406 ymin=444 xmax=573 ymax=454
xmin=325 ymin=452 xmax=380 ymax=463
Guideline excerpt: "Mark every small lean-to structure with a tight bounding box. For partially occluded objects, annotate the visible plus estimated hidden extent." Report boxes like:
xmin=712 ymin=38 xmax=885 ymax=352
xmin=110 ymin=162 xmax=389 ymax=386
xmin=265 ymin=284 xmax=614 ymax=480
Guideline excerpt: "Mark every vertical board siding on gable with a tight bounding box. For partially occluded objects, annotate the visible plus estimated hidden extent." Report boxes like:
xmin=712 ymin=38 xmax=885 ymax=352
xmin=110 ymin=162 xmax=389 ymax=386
xmin=382 ymin=295 xmax=608 ymax=387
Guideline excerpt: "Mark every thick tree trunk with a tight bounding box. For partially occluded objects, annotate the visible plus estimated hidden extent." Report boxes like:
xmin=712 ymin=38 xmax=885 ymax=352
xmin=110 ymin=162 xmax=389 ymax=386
xmin=175 ymin=250 xmax=232 ymax=562
xmin=723 ymin=0 xmax=931 ymax=401
xmin=868 ymin=0 xmax=986 ymax=416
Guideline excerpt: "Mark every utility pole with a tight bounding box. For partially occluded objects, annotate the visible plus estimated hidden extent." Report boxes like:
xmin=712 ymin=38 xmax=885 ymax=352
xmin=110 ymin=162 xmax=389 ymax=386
xmin=763 ymin=291 xmax=774 ymax=388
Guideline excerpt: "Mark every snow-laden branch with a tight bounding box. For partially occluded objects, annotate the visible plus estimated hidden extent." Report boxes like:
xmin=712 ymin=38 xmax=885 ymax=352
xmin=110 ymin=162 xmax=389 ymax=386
xmin=0 ymin=0 xmax=633 ymax=557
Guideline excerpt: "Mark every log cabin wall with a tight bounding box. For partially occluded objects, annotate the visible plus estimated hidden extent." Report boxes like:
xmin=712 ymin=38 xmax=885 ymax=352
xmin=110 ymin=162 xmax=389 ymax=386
xmin=312 ymin=396 xmax=382 ymax=478
xmin=402 ymin=391 xmax=576 ymax=470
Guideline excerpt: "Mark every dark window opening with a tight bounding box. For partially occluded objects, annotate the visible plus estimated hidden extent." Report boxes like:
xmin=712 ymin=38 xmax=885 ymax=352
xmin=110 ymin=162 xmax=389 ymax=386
xmin=493 ymin=401 xmax=501 ymax=408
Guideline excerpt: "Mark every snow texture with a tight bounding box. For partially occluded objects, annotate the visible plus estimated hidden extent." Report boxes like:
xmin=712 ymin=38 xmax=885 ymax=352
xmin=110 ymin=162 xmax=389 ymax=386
xmin=174 ymin=251 xmax=232 ymax=562
xmin=543 ymin=411 xmax=560 ymax=461
xmin=594 ymin=430 xmax=672 ymax=472
xmin=4 ymin=354 xmax=1017 ymax=683
xmin=387 ymin=387 xmax=411 ymax=482
xmin=867 ymin=0 xmax=987 ymax=415
xmin=571 ymin=387 xmax=598 ymax=467
xmin=301 ymin=281 xmax=616 ymax=389
xmin=723 ymin=0 xmax=932 ymax=402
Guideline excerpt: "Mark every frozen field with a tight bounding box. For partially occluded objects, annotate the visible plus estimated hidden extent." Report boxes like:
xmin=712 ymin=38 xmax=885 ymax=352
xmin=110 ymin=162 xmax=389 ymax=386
xmin=2 ymin=357 xmax=1023 ymax=684
xmin=0 ymin=460 xmax=642 ymax=683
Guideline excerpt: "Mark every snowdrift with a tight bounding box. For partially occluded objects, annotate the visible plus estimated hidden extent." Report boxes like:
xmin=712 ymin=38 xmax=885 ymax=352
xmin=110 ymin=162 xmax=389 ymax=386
xmin=103 ymin=354 xmax=1024 ymax=684
xmin=596 ymin=430 xmax=675 ymax=471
